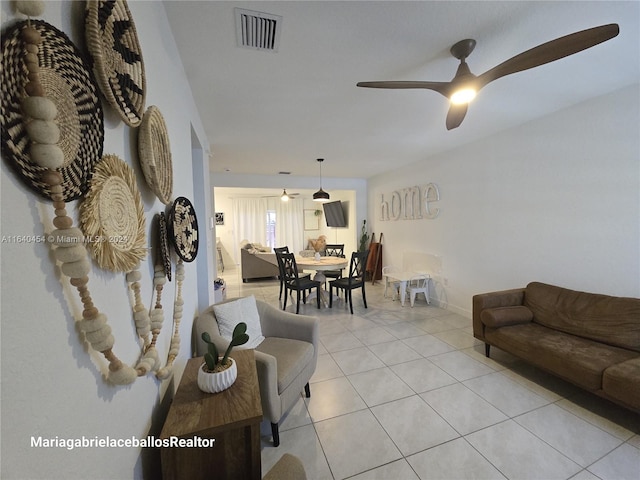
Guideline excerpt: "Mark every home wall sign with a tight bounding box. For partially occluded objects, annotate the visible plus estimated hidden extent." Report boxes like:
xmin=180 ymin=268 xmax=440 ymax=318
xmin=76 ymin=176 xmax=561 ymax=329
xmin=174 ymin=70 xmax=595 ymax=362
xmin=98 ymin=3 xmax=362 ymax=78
xmin=379 ymin=183 xmax=440 ymax=221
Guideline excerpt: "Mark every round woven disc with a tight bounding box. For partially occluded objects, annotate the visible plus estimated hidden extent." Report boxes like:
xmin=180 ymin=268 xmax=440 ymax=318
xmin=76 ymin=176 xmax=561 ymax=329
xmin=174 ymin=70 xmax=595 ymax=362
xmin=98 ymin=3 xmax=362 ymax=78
xmin=138 ymin=105 xmax=173 ymax=204
xmin=168 ymin=197 xmax=198 ymax=263
xmin=1 ymin=20 xmax=104 ymax=202
xmin=85 ymin=0 xmax=146 ymax=127
xmin=79 ymin=154 xmax=147 ymax=272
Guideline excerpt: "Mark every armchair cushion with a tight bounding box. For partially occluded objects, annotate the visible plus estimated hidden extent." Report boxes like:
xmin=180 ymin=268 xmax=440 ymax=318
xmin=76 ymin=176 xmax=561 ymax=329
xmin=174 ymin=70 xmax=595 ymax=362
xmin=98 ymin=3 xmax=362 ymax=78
xmin=213 ymin=295 xmax=264 ymax=348
xmin=480 ymin=306 xmax=534 ymax=328
xmin=256 ymin=337 xmax=314 ymax=393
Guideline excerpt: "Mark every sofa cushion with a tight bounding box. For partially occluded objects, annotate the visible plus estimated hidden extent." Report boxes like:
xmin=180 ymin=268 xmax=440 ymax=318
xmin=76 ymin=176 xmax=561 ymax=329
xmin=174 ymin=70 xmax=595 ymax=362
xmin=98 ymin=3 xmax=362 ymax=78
xmin=256 ymin=337 xmax=314 ymax=394
xmin=524 ymin=282 xmax=640 ymax=352
xmin=213 ymin=295 xmax=265 ymax=349
xmin=485 ymin=323 xmax=639 ymax=390
xmin=481 ymin=306 xmax=533 ymax=327
xmin=603 ymin=358 xmax=640 ymax=410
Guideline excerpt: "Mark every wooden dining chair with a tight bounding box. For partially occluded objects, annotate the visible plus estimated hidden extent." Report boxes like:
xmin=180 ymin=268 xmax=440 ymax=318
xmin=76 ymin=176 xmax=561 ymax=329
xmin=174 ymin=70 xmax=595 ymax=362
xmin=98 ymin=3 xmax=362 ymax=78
xmin=323 ymin=244 xmax=345 ymax=283
xmin=328 ymin=250 xmax=369 ymax=314
xmin=274 ymin=246 xmax=310 ymax=300
xmin=280 ymin=253 xmax=322 ymax=314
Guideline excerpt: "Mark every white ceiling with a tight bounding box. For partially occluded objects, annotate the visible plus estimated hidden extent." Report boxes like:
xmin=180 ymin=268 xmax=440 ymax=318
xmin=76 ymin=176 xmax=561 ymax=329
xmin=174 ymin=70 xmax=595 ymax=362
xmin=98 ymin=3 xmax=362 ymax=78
xmin=163 ymin=1 xmax=639 ymax=180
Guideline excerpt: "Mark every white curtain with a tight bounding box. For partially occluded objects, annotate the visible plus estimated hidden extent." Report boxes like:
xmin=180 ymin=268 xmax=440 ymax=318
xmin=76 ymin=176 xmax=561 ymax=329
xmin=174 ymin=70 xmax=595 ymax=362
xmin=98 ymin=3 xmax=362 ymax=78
xmin=232 ymin=197 xmax=268 ymax=250
xmin=275 ymin=199 xmax=304 ymax=254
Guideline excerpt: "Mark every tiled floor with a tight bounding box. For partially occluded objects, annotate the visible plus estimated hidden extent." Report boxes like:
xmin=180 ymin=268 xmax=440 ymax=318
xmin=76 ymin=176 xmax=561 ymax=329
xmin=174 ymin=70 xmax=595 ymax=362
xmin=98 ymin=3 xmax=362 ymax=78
xmin=220 ymin=267 xmax=640 ymax=480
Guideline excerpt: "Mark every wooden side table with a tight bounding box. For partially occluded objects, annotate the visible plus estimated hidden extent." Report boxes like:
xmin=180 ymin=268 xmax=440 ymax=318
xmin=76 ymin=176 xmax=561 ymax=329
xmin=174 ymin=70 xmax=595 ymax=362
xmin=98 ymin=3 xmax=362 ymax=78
xmin=160 ymin=350 xmax=263 ymax=480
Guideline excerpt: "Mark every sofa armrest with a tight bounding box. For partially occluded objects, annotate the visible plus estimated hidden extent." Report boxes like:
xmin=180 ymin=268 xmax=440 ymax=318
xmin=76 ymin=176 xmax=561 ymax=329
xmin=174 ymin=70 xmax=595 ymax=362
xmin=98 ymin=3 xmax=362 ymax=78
xmin=193 ymin=305 xmax=231 ymax=356
xmin=254 ymin=350 xmax=280 ymax=420
xmin=472 ymin=288 xmax=525 ymax=341
xmin=257 ymin=301 xmax=318 ymax=346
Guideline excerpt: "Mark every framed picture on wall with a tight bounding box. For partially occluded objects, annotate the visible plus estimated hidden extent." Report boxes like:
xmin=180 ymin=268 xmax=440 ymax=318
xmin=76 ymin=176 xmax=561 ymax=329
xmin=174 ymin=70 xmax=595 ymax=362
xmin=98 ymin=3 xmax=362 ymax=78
xmin=215 ymin=212 xmax=224 ymax=226
xmin=304 ymin=209 xmax=319 ymax=230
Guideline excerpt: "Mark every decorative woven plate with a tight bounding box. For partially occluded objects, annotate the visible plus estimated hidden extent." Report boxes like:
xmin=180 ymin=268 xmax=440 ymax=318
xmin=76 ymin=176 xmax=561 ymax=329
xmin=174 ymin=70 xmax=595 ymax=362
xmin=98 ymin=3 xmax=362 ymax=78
xmin=85 ymin=0 xmax=146 ymax=127
xmin=168 ymin=197 xmax=198 ymax=263
xmin=0 ymin=20 xmax=104 ymax=202
xmin=138 ymin=106 xmax=173 ymax=204
xmin=79 ymin=154 xmax=147 ymax=272
xmin=158 ymin=212 xmax=172 ymax=281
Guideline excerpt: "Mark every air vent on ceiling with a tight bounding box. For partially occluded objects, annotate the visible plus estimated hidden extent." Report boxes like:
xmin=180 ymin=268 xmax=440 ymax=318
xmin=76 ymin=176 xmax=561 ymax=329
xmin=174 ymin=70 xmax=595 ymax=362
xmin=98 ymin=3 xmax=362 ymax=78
xmin=235 ymin=8 xmax=282 ymax=52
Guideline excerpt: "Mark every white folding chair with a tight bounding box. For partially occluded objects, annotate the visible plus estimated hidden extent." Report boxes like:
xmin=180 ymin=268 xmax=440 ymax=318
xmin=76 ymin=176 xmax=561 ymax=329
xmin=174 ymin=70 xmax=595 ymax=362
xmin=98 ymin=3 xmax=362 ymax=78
xmin=407 ymin=274 xmax=430 ymax=306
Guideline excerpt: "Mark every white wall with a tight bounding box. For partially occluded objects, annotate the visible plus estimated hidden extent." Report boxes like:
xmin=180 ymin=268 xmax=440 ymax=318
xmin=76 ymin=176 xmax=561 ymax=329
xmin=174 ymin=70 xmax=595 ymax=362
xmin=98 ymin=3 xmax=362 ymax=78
xmin=368 ymin=85 xmax=640 ymax=317
xmin=0 ymin=2 xmax=209 ymax=479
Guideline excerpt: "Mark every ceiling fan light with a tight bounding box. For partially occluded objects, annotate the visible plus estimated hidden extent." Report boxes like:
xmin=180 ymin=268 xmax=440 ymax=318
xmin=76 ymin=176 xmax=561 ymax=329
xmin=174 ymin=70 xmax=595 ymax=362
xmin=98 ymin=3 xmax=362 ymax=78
xmin=450 ymin=87 xmax=476 ymax=105
xmin=280 ymin=189 xmax=290 ymax=201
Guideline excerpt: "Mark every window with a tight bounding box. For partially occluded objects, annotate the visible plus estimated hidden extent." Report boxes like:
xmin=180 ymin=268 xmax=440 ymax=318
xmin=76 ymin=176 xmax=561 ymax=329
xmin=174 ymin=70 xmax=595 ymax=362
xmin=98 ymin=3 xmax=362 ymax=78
xmin=266 ymin=210 xmax=276 ymax=249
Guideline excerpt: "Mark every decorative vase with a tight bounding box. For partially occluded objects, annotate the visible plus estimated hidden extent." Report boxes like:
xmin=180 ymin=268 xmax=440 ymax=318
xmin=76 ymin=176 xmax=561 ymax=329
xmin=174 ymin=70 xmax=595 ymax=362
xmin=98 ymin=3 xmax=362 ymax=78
xmin=197 ymin=358 xmax=237 ymax=393
xmin=314 ymin=252 xmax=321 ymax=260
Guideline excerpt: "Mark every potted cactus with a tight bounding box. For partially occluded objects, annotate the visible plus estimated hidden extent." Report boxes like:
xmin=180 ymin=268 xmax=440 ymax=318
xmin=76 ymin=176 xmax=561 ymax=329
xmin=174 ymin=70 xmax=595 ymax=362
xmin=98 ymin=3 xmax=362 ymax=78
xmin=197 ymin=322 xmax=250 ymax=393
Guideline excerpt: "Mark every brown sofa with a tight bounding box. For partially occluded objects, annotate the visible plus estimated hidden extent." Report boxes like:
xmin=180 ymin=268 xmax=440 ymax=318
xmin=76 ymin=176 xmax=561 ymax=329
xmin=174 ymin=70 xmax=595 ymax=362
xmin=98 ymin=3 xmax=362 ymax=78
xmin=473 ymin=282 xmax=640 ymax=412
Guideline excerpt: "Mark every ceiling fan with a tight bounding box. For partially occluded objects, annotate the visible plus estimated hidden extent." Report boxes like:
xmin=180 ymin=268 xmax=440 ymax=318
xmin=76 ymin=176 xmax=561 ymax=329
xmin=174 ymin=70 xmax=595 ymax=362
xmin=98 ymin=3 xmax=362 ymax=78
xmin=262 ymin=189 xmax=300 ymax=201
xmin=357 ymin=24 xmax=619 ymax=130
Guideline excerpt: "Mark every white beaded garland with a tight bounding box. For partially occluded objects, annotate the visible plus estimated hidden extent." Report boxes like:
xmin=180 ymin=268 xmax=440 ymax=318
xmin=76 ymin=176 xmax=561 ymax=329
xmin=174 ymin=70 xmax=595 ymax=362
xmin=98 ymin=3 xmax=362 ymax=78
xmin=15 ymin=0 xmax=45 ymax=17
xmin=49 ymin=228 xmax=84 ymax=246
xmin=25 ymin=119 xmax=60 ymax=144
xmin=21 ymin=95 xmax=58 ymax=120
xmin=78 ymin=313 xmax=107 ymax=333
xmin=53 ymin=244 xmax=87 ymax=263
xmin=107 ymin=364 xmax=137 ymax=385
xmin=60 ymin=258 xmax=91 ymax=278
xmin=30 ymin=143 xmax=64 ymax=169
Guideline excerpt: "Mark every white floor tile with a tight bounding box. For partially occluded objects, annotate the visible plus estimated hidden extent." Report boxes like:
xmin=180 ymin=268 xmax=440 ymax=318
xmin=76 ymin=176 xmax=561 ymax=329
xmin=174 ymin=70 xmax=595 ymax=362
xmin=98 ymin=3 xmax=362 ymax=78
xmin=515 ymin=404 xmax=623 ymax=467
xmin=466 ymin=420 xmax=582 ymax=480
xmin=371 ymin=395 xmax=459 ymax=456
xmin=311 ymin=353 xmax=345 ymax=383
xmin=429 ymin=350 xmax=496 ymax=381
xmin=421 ymin=383 xmax=508 ymax=435
xmin=320 ymin=330 xmax=363 ymax=352
xmin=315 ymin=409 xmax=402 ymax=479
xmin=348 ymin=459 xmax=420 ymax=479
xmin=464 ymin=372 xmax=550 ymax=416
xmin=331 ymin=346 xmax=386 ymax=375
xmin=351 ymin=326 xmax=397 ymax=345
xmin=402 ymin=334 xmax=456 ymax=357
xmin=370 ymin=339 xmax=423 ymax=365
xmin=304 ymin=376 xmax=367 ymax=422
xmin=408 ymin=437 xmax=507 ymax=480
xmin=391 ymin=358 xmax=458 ymax=393
xmin=587 ymin=443 xmax=640 ymax=480
xmin=348 ymin=367 xmax=414 ymax=407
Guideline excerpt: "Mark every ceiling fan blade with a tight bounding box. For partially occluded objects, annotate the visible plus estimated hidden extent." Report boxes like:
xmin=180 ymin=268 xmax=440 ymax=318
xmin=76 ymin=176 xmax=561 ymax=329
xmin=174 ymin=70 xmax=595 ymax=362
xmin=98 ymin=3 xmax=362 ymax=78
xmin=357 ymin=81 xmax=451 ymax=98
xmin=446 ymin=103 xmax=468 ymax=130
xmin=477 ymin=24 xmax=619 ymax=88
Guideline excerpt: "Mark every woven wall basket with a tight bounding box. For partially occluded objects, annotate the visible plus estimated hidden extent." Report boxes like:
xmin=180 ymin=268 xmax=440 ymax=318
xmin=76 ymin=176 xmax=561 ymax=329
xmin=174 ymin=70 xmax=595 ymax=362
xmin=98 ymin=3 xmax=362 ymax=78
xmin=0 ymin=20 xmax=104 ymax=202
xmin=138 ymin=105 xmax=173 ymax=204
xmin=79 ymin=154 xmax=147 ymax=272
xmin=85 ymin=0 xmax=146 ymax=127
xmin=168 ymin=196 xmax=199 ymax=263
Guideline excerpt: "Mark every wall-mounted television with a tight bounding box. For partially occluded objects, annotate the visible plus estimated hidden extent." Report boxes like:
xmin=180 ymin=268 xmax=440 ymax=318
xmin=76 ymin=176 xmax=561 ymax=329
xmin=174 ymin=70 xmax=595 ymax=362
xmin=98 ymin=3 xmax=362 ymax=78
xmin=323 ymin=200 xmax=347 ymax=227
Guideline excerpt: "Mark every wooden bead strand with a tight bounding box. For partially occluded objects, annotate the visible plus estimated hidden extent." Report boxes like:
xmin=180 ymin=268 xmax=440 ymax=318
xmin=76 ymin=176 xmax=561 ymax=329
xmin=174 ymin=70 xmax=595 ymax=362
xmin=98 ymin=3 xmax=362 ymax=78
xmin=157 ymin=260 xmax=184 ymax=380
xmin=19 ymin=20 xmax=136 ymax=385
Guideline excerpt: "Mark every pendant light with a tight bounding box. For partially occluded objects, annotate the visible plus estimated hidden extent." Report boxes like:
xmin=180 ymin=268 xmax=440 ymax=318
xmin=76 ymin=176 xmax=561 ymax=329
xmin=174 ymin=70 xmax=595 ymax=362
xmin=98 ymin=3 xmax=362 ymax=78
xmin=280 ymin=189 xmax=290 ymax=201
xmin=313 ymin=158 xmax=330 ymax=202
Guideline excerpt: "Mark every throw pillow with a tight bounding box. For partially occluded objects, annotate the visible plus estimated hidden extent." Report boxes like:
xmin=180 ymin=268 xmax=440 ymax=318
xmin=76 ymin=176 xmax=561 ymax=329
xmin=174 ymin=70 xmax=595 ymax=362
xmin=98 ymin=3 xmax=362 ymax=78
xmin=213 ymin=295 xmax=265 ymax=349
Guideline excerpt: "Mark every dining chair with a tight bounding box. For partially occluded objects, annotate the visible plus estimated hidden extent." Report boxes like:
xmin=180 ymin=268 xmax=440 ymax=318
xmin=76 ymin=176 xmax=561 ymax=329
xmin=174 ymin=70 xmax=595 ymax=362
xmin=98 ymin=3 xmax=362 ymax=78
xmin=323 ymin=243 xmax=345 ymax=285
xmin=407 ymin=274 xmax=430 ymax=306
xmin=329 ymin=250 xmax=369 ymax=314
xmin=274 ymin=246 xmax=310 ymax=300
xmin=280 ymin=252 xmax=322 ymax=313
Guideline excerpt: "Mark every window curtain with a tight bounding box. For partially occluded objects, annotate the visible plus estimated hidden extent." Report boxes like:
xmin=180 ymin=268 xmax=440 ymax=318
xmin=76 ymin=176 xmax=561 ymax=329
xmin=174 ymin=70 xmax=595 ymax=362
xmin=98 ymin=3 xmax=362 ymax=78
xmin=231 ymin=198 xmax=268 ymax=262
xmin=275 ymin=199 xmax=304 ymax=254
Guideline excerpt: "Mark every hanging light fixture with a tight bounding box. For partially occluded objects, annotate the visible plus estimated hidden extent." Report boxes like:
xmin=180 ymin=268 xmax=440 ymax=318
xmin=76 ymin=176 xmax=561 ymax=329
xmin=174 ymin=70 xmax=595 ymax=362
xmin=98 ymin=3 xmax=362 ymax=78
xmin=313 ymin=158 xmax=330 ymax=202
xmin=280 ymin=189 xmax=290 ymax=201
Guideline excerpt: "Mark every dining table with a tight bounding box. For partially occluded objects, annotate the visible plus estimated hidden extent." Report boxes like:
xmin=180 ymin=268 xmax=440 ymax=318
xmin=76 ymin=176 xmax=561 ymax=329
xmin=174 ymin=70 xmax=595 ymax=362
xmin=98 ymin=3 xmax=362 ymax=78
xmin=381 ymin=270 xmax=431 ymax=307
xmin=296 ymin=255 xmax=349 ymax=305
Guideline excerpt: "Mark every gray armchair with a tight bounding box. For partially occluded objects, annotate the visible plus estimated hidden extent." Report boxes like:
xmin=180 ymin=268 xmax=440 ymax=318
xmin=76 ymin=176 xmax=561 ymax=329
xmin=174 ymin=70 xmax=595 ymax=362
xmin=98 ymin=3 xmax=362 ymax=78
xmin=194 ymin=298 xmax=318 ymax=447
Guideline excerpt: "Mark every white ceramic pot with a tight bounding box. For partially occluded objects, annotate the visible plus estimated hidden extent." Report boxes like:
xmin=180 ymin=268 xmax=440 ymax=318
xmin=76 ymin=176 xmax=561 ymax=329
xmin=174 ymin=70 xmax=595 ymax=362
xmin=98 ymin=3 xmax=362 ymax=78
xmin=197 ymin=358 xmax=237 ymax=393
